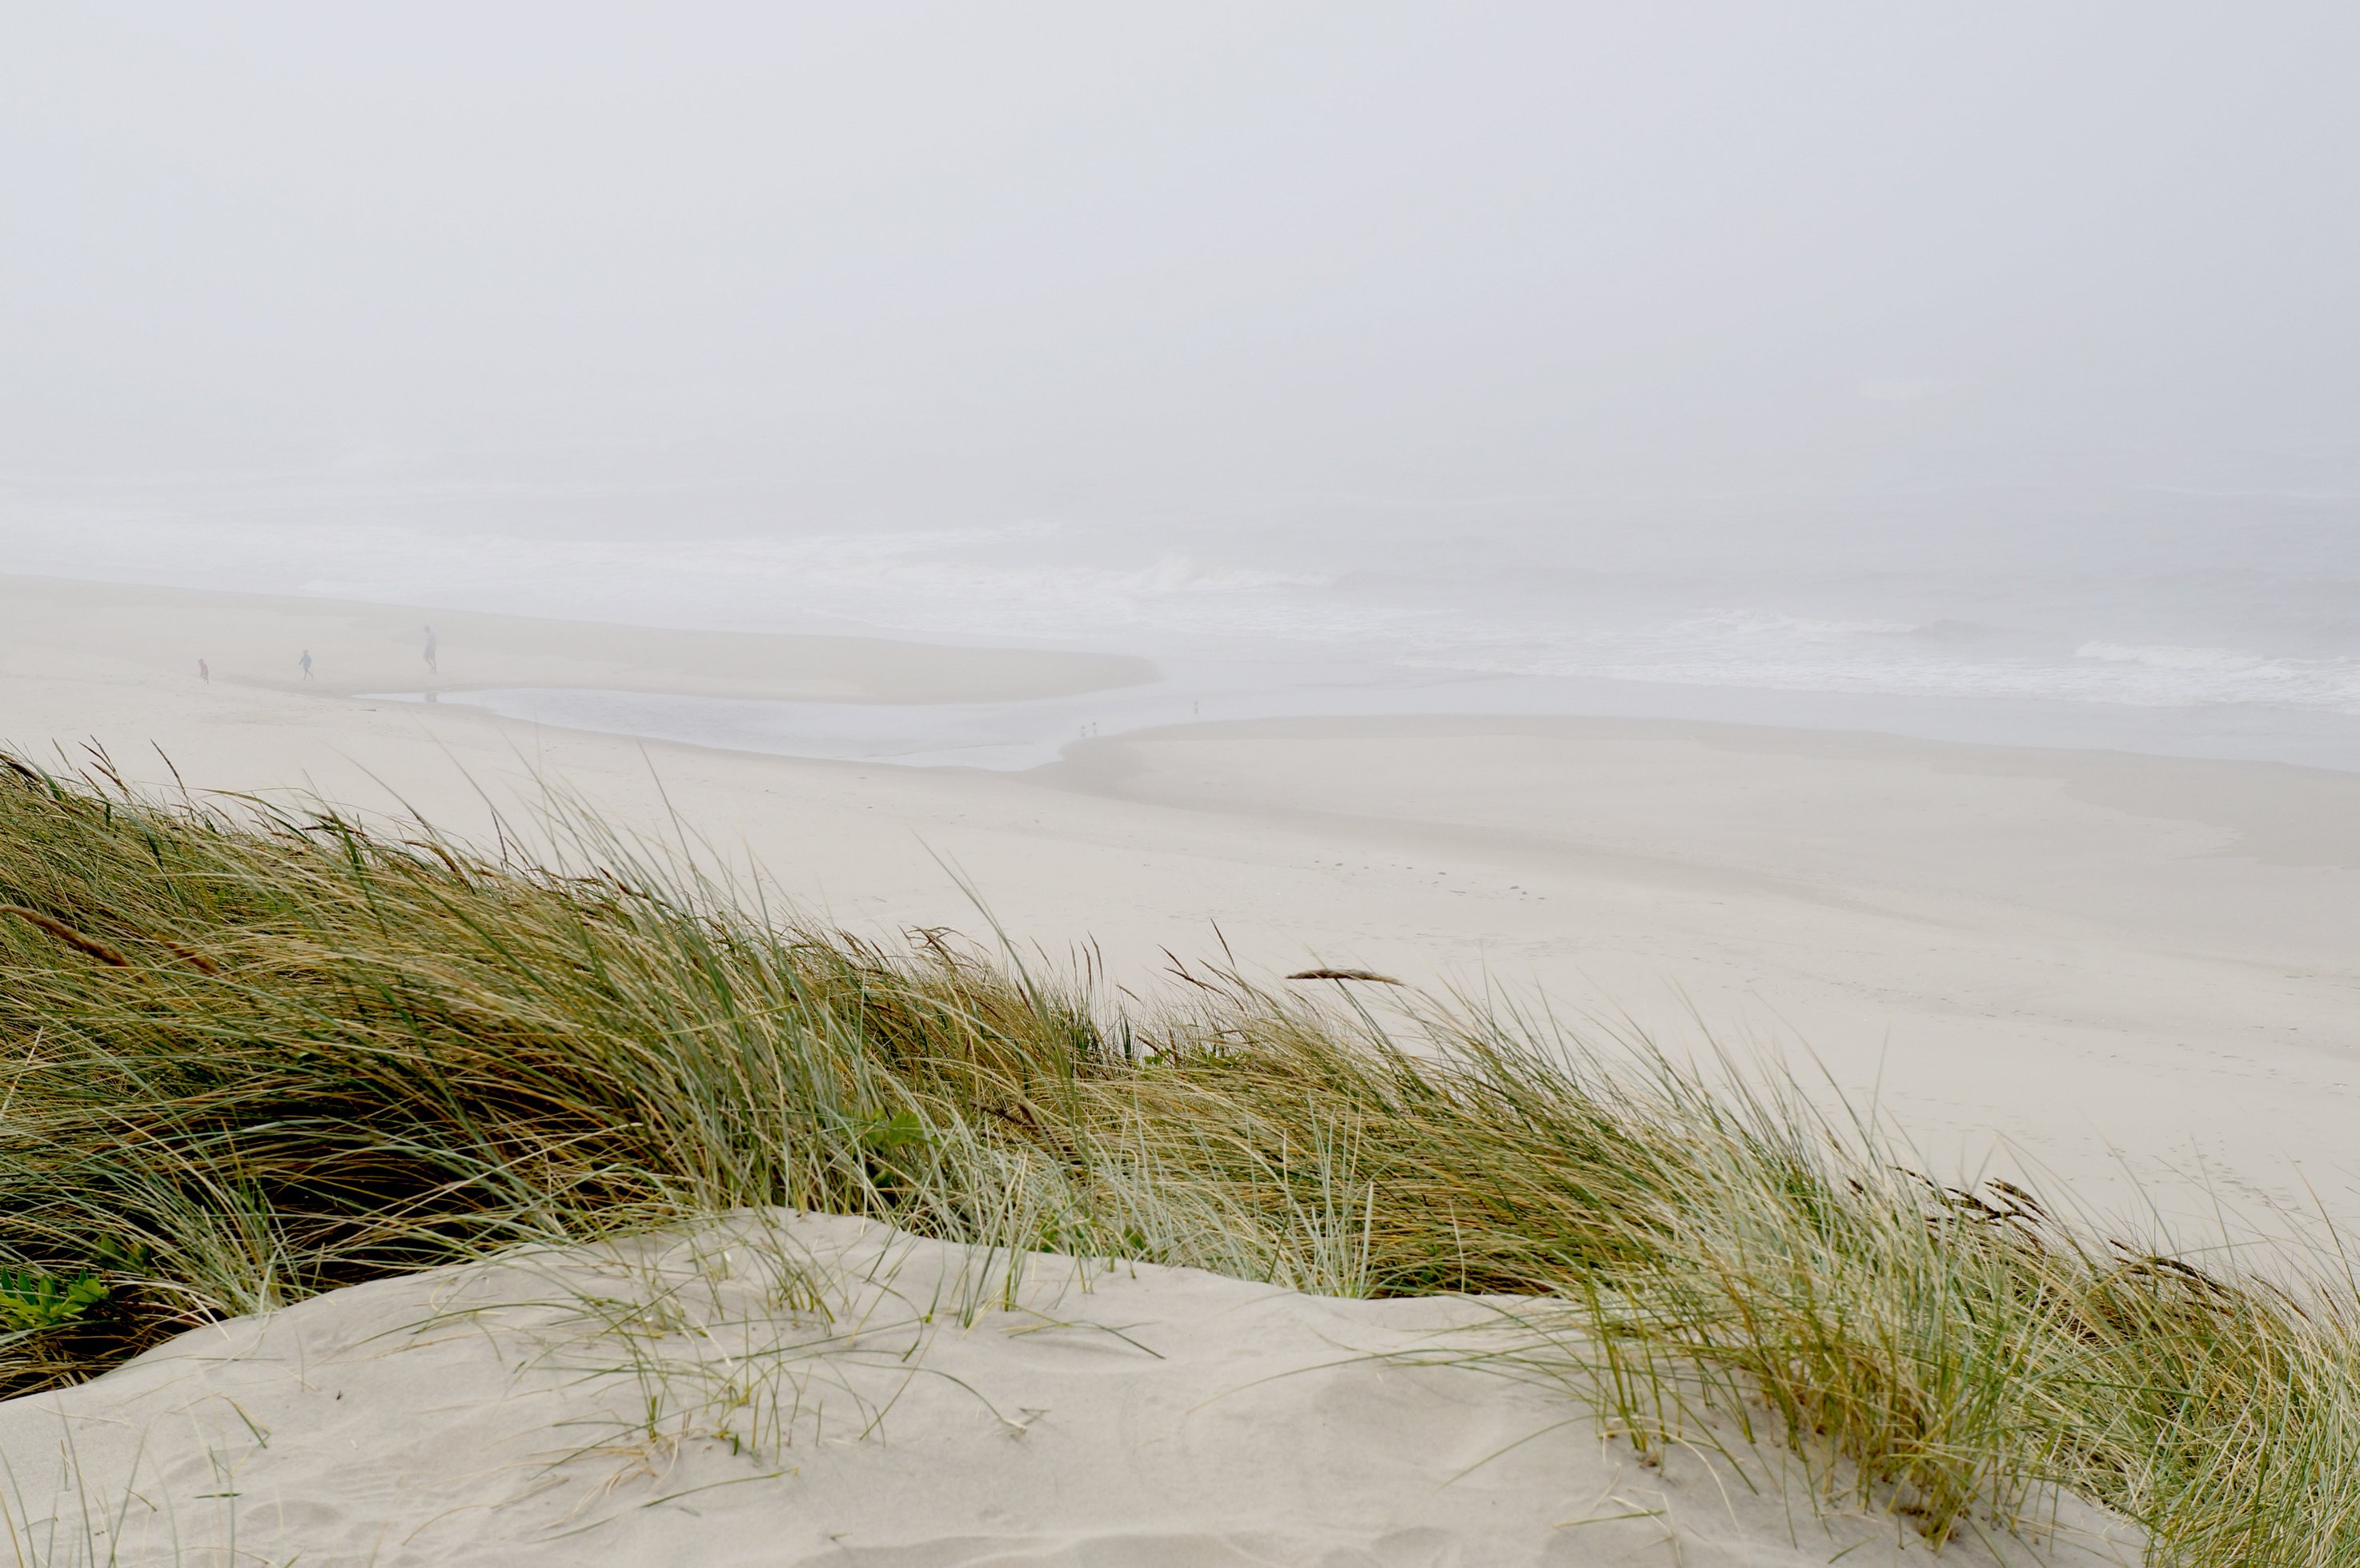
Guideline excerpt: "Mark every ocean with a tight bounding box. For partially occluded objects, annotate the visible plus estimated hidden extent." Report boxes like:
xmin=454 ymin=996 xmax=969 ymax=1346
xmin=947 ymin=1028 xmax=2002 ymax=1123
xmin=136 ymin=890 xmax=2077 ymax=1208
xmin=10 ymin=475 xmax=2360 ymax=771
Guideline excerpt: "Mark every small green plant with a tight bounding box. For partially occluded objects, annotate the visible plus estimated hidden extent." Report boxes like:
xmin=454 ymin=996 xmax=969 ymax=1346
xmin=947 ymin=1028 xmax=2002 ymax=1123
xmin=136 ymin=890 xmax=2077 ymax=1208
xmin=0 ymin=1269 xmax=108 ymax=1333
xmin=855 ymin=1109 xmax=932 ymax=1163
xmin=854 ymin=1109 xmax=936 ymax=1193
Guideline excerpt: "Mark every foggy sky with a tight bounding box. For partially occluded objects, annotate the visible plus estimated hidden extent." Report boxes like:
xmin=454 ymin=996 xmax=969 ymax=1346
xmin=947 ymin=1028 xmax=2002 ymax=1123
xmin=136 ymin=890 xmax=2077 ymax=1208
xmin=7 ymin=2 xmax=2358 ymax=522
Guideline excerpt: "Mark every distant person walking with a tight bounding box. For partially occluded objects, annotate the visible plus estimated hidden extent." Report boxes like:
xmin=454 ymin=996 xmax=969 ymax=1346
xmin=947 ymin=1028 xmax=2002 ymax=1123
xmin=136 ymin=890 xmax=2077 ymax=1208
xmin=299 ymin=650 xmax=314 ymax=681
xmin=423 ymin=625 xmax=438 ymax=674
xmin=198 ymin=658 xmax=210 ymax=684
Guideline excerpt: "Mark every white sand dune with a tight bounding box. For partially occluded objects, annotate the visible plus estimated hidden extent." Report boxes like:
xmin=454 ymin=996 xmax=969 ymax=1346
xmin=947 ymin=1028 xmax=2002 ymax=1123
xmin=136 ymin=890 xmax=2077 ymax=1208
xmin=0 ymin=1213 xmax=2142 ymax=1566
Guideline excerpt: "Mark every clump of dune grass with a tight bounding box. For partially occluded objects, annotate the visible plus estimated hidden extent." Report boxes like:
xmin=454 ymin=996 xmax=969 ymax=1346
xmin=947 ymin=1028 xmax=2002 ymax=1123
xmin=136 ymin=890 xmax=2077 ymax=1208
xmin=0 ymin=749 xmax=2352 ymax=1562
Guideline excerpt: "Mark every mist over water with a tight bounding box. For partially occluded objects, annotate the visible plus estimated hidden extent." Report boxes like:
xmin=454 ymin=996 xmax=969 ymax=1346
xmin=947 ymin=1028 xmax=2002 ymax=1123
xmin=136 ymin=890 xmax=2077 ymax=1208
xmin=7 ymin=5 xmax=2359 ymax=766
xmin=15 ymin=478 xmax=2360 ymax=768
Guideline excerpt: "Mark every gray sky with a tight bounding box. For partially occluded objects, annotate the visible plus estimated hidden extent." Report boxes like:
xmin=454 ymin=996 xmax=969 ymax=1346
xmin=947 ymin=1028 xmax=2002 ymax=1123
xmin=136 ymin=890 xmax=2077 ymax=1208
xmin=6 ymin=3 xmax=2357 ymax=520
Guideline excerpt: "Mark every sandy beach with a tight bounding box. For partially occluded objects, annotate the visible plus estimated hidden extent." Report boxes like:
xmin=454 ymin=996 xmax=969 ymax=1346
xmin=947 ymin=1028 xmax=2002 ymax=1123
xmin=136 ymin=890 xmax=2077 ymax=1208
xmin=5 ymin=575 xmax=2350 ymax=1558
xmin=6 ymin=571 xmax=2354 ymax=1236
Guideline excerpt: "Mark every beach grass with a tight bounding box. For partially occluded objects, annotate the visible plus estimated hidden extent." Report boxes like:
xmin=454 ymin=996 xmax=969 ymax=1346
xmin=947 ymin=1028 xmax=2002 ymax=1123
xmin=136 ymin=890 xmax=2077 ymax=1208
xmin=0 ymin=751 xmax=2352 ymax=1563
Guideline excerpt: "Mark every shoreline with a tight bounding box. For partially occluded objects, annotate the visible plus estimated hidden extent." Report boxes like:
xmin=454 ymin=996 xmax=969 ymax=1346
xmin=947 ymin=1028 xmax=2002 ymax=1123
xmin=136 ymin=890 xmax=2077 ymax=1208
xmin=4 ymin=572 xmax=2356 ymax=1239
xmin=0 ymin=571 xmax=1156 ymax=705
xmin=22 ymin=564 xmax=2360 ymax=776
xmin=339 ymin=658 xmax=2360 ymax=777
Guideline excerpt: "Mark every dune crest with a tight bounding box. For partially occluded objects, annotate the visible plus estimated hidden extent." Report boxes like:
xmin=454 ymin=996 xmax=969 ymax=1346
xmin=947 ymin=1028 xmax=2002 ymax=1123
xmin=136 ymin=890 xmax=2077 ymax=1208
xmin=0 ymin=1212 xmax=2140 ymax=1566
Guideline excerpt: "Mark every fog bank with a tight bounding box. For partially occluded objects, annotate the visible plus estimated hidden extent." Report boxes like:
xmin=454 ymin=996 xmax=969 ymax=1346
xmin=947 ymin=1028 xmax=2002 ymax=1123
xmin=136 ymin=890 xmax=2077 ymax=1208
xmin=8 ymin=2 xmax=2358 ymax=515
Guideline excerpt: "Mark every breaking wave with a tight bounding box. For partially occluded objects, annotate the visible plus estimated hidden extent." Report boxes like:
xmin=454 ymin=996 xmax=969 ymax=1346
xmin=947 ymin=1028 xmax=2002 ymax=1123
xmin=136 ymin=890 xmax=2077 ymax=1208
xmin=7 ymin=495 xmax=2360 ymax=743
